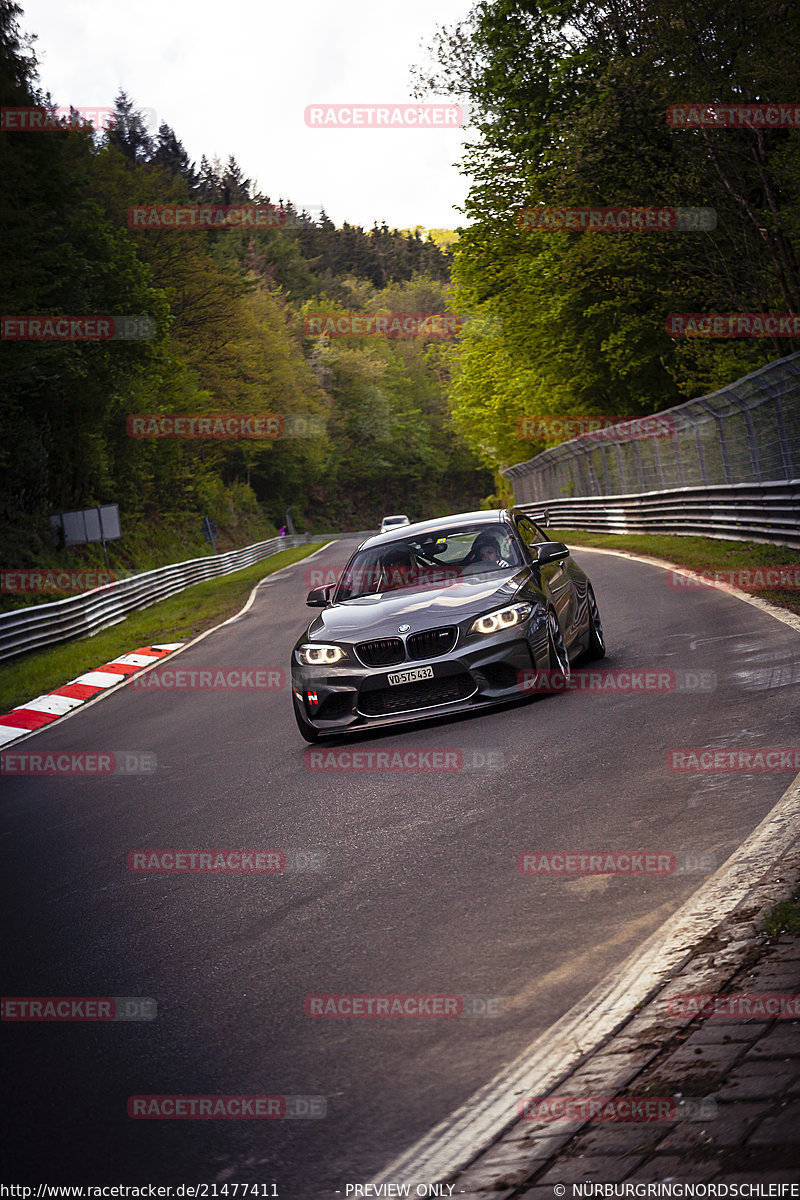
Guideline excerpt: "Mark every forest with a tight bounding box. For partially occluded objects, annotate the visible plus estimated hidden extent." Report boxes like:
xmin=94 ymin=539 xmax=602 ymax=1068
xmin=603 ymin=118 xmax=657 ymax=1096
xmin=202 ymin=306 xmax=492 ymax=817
xmin=1 ymin=0 xmax=490 ymax=576
xmin=3 ymin=0 xmax=799 ymax=576
xmin=415 ymin=0 xmax=800 ymax=468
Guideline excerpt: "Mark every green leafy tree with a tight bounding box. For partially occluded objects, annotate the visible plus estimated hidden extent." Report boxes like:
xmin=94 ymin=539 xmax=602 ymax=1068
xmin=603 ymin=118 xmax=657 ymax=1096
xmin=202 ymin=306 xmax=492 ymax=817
xmin=415 ymin=0 xmax=800 ymax=472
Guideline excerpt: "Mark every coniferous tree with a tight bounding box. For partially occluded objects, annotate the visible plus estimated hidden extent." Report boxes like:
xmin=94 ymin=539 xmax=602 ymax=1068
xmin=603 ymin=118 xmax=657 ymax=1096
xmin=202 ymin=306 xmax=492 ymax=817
xmin=107 ymin=89 xmax=155 ymax=164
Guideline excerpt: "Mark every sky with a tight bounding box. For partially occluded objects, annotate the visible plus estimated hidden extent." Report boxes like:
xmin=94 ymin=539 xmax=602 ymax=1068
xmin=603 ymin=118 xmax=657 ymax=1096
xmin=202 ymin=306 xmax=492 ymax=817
xmin=19 ymin=0 xmax=478 ymax=231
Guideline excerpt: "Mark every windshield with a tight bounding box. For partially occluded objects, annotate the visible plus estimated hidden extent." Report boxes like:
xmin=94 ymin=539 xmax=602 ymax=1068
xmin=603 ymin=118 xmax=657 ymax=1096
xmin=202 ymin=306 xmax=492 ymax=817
xmin=335 ymin=523 xmax=521 ymax=601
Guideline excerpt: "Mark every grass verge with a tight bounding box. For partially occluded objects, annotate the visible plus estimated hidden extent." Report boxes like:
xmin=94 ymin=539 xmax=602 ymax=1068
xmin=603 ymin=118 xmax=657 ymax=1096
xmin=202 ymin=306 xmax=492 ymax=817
xmin=764 ymin=888 xmax=800 ymax=936
xmin=549 ymin=530 xmax=800 ymax=618
xmin=0 ymin=542 xmax=326 ymax=715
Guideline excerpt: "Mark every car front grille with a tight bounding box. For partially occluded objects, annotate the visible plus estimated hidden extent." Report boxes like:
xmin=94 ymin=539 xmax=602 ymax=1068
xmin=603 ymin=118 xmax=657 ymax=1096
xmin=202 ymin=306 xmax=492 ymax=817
xmin=357 ymin=672 xmax=476 ymax=717
xmin=406 ymin=626 xmax=457 ymax=660
xmin=356 ymin=627 xmax=458 ymax=668
xmin=355 ymin=638 xmax=405 ymax=667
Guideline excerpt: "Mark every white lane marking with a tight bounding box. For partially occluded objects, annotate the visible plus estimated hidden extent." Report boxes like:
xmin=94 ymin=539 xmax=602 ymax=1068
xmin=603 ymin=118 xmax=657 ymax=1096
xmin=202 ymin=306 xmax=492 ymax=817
xmin=371 ymin=771 xmax=800 ymax=1187
xmin=569 ymin=545 xmax=800 ymax=634
xmin=224 ymin=540 xmax=338 ymax=623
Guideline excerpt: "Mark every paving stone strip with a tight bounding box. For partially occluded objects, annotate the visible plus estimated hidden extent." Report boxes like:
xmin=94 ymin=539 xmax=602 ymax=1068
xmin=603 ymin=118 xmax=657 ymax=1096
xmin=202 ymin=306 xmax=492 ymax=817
xmin=448 ymin=848 xmax=800 ymax=1195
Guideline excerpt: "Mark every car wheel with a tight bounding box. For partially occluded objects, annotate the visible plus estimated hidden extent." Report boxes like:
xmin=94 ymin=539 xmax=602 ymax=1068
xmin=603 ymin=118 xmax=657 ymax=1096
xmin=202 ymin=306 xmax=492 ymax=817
xmin=293 ymin=698 xmax=321 ymax=743
xmin=584 ymin=584 xmax=606 ymax=661
xmin=546 ymin=607 xmax=571 ymax=686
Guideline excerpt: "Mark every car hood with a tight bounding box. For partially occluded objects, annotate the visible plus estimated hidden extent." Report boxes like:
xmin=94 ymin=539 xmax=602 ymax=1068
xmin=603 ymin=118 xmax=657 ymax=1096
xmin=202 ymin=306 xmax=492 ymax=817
xmin=306 ymin=569 xmax=530 ymax=641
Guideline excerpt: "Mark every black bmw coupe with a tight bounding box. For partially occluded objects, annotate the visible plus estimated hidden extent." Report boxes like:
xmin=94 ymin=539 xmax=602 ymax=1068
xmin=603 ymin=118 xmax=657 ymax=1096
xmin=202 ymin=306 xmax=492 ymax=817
xmin=291 ymin=508 xmax=605 ymax=742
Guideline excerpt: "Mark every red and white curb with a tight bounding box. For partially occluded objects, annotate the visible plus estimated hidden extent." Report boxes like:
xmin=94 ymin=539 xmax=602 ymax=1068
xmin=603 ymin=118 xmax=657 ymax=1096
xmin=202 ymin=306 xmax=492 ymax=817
xmin=0 ymin=644 xmax=183 ymax=748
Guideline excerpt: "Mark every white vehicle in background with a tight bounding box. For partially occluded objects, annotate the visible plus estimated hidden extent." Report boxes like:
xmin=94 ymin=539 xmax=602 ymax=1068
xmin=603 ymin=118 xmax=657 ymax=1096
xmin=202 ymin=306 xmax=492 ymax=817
xmin=380 ymin=514 xmax=411 ymax=534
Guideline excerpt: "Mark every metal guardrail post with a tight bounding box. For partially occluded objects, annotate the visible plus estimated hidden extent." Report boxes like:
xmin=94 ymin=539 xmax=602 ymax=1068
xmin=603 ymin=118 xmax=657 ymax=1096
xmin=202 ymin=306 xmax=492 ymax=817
xmin=652 ymin=433 xmax=665 ymax=490
xmin=672 ymin=422 xmax=687 ymax=488
xmin=727 ymin=394 xmax=762 ymax=481
xmin=696 ymin=401 xmax=732 ymax=484
xmin=612 ymin=441 xmax=626 ymax=491
xmin=773 ymin=394 xmax=795 ymax=480
xmin=631 ymin=439 xmax=645 ymax=492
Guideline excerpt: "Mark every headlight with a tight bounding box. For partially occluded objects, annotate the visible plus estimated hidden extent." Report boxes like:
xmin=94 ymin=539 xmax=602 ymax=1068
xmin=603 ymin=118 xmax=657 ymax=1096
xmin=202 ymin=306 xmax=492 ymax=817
xmin=469 ymin=603 xmax=532 ymax=636
xmin=296 ymin=643 xmax=345 ymax=665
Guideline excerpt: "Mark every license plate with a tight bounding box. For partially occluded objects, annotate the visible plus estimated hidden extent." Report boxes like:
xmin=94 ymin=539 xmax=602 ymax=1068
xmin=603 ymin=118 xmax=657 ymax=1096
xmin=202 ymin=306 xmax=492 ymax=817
xmin=387 ymin=666 xmax=434 ymax=686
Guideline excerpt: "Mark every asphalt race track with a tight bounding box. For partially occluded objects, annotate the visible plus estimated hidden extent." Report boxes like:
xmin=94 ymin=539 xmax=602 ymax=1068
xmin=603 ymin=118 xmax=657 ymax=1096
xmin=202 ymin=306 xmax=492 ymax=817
xmin=2 ymin=540 xmax=797 ymax=1197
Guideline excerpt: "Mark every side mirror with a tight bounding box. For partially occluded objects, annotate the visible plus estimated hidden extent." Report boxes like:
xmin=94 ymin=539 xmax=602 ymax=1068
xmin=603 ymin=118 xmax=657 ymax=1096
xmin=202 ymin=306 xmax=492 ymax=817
xmin=536 ymin=541 xmax=570 ymax=565
xmin=306 ymin=586 xmax=331 ymax=607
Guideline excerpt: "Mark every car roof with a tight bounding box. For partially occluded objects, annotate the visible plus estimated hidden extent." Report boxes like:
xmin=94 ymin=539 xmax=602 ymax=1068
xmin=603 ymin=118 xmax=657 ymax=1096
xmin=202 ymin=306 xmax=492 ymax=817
xmin=360 ymin=509 xmax=516 ymax=550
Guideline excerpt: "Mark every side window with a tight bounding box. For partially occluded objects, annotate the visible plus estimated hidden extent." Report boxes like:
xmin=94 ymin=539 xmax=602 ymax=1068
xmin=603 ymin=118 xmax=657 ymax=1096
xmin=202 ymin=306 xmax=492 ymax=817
xmin=515 ymin=517 xmax=543 ymax=554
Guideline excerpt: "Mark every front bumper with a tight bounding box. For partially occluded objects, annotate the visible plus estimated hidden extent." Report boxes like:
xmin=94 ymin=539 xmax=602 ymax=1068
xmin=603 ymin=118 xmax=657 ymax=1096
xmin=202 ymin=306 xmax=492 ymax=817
xmin=291 ymin=619 xmax=549 ymax=737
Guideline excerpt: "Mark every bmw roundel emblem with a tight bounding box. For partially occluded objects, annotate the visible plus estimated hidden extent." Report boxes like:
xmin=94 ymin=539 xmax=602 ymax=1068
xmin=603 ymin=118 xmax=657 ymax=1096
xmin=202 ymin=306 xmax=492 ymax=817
xmin=398 ymin=624 xmax=411 ymax=633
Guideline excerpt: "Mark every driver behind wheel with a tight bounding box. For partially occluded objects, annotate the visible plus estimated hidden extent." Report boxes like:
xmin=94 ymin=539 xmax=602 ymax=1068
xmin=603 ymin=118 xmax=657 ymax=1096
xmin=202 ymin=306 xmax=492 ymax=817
xmin=381 ymin=547 xmax=417 ymax=590
xmin=471 ymin=533 xmax=509 ymax=568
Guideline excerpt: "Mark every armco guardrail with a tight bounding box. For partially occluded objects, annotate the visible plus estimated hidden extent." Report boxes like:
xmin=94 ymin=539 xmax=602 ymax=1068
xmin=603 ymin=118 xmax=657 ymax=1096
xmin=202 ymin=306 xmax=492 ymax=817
xmin=0 ymin=529 xmax=377 ymax=665
xmin=521 ymin=479 xmax=800 ymax=549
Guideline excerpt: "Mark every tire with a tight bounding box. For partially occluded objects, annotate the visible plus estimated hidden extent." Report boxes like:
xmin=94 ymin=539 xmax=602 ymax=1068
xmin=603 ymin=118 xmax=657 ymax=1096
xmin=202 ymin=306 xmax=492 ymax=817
xmin=584 ymin=584 xmax=606 ymax=661
xmin=546 ymin=606 xmax=571 ymax=686
xmin=293 ymin=698 xmax=321 ymax=743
